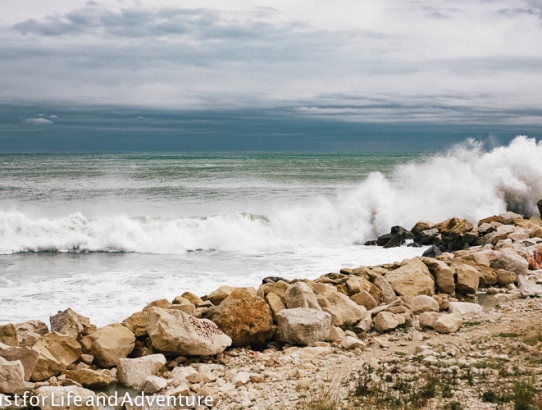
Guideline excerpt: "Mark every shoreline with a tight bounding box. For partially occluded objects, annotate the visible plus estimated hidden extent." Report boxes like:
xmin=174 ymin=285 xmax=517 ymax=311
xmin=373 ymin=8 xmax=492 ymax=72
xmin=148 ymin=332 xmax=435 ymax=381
xmin=1 ymin=205 xmax=542 ymax=409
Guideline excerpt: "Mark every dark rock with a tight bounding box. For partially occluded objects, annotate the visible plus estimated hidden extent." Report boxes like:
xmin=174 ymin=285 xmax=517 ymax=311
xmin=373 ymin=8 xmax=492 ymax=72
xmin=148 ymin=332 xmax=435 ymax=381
xmin=538 ymin=199 xmax=542 ymax=217
xmin=390 ymin=226 xmax=415 ymax=239
xmin=376 ymin=233 xmax=394 ymax=246
xmin=407 ymin=242 xmax=422 ymax=248
xmin=364 ymin=240 xmax=377 ymax=246
xmin=262 ymin=277 xmax=290 ymax=285
xmin=377 ymin=226 xmax=414 ymax=248
xmin=415 ymin=228 xmax=439 ymax=245
xmin=383 ymin=235 xmax=405 ymax=248
xmin=422 ymin=245 xmax=443 ymax=258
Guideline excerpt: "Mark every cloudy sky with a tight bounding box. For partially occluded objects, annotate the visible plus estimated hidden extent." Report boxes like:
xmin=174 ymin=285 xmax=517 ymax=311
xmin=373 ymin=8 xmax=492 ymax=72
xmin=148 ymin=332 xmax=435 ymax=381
xmin=1 ymin=0 xmax=542 ymax=124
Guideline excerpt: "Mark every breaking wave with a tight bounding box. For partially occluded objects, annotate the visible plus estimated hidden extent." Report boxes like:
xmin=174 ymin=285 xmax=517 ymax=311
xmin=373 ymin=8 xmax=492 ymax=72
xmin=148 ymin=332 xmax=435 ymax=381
xmin=1 ymin=135 xmax=541 ymax=255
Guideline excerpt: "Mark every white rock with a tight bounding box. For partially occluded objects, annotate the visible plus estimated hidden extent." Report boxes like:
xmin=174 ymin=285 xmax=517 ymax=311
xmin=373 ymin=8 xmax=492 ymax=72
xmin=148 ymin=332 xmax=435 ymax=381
xmin=373 ymin=312 xmax=405 ymax=333
xmin=340 ymin=336 xmax=366 ymax=350
xmin=117 ymin=354 xmax=166 ymax=390
xmin=277 ymin=308 xmax=332 ymax=346
xmin=448 ymin=302 xmax=483 ymax=316
xmin=284 ymin=282 xmax=321 ymax=310
xmin=232 ymin=372 xmax=251 ymax=387
xmin=518 ymin=275 xmax=542 ymax=297
xmin=142 ymin=375 xmax=167 ymax=394
xmin=0 ymin=357 xmax=32 ymax=395
xmin=411 ymin=295 xmax=439 ymax=314
xmin=169 ymin=366 xmax=197 ymax=386
xmin=433 ymin=313 xmax=462 ymax=334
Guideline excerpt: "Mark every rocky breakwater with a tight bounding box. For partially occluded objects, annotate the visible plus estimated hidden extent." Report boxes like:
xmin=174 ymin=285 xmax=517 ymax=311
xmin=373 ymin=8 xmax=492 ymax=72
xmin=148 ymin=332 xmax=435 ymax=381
xmin=1 ymin=208 xmax=542 ymax=409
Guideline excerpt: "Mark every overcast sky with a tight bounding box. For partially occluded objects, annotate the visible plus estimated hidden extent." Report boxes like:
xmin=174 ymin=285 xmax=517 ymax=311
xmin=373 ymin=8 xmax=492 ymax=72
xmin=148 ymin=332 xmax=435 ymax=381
xmin=1 ymin=0 xmax=542 ymax=123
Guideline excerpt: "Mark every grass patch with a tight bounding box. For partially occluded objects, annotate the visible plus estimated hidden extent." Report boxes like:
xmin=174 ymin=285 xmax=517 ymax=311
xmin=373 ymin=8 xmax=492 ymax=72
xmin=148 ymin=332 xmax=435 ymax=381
xmin=497 ymin=332 xmax=520 ymax=338
xmin=523 ymin=331 xmax=542 ymax=346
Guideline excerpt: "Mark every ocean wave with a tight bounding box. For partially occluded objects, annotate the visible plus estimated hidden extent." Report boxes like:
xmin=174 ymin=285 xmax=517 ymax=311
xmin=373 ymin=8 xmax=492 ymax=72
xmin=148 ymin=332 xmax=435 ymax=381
xmin=1 ymin=135 xmax=541 ymax=255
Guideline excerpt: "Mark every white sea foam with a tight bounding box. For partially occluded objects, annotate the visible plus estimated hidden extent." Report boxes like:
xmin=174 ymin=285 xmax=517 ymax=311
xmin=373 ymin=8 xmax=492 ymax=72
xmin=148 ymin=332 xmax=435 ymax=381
xmin=1 ymin=135 xmax=541 ymax=255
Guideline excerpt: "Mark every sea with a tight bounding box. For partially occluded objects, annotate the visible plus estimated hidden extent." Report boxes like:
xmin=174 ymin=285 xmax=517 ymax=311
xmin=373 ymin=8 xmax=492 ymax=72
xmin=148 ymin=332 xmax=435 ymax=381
xmin=1 ymin=135 xmax=542 ymax=326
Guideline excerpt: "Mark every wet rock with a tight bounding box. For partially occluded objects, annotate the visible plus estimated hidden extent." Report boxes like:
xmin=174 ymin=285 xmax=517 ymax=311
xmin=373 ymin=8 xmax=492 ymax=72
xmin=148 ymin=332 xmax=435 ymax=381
xmin=411 ymin=220 xmax=436 ymax=236
xmin=83 ymin=324 xmax=135 ymax=368
xmin=207 ymin=288 xmax=275 ymax=348
xmin=31 ymin=333 xmax=82 ymax=382
xmin=538 ymin=199 xmax=542 ymax=217
xmin=422 ymin=244 xmax=443 ymax=258
xmin=385 ymin=259 xmax=435 ymax=297
xmin=118 ymin=354 xmax=166 ymax=390
xmin=277 ymin=308 xmax=332 ymax=346
xmin=147 ymin=307 xmax=231 ymax=356
xmin=50 ymin=309 xmax=91 ymax=340
xmin=415 ymin=228 xmax=440 ymax=245
xmin=262 ymin=276 xmax=290 ymax=284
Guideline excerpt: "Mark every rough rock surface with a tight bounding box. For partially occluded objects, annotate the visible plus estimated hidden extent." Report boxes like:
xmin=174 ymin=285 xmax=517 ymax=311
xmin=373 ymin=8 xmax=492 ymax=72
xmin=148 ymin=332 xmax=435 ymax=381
xmin=490 ymin=249 xmax=529 ymax=276
xmin=433 ymin=312 xmax=462 ymax=333
xmin=0 ymin=356 xmax=31 ymax=394
xmin=63 ymin=369 xmax=112 ymax=389
xmin=84 ymin=324 xmax=135 ymax=368
xmin=350 ymin=290 xmax=378 ymax=310
xmin=118 ymin=354 xmax=166 ymax=390
xmin=373 ymin=312 xmax=405 ymax=333
xmin=450 ymin=260 xmax=480 ymax=294
xmin=208 ymin=289 xmax=275 ymax=348
xmin=411 ymin=295 xmax=439 ymax=314
xmin=448 ymin=302 xmax=483 ymax=315
xmin=284 ymin=282 xmax=321 ymax=310
xmin=421 ymin=258 xmax=455 ymax=294
xmin=313 ymin=283 xmax=366 ymax=326
xmin=0 ymin=324 xmax=19 ymax=347
xmin=276 ymin=308 xmax=332 ymax=346
xmin=0 ymin=342 xmax=39 ymax=381
xmin=385 ymin=259 xmax=435 ymax=297
xmin=147 ymin=307 xmax=231 ymax=356
xmin=50 ymin=308 xmax=91 ymax=339
xmin=32 ymin=332 xmax=82 ymax=382
xmin=15 ymin=320 xmax=49 ymax=346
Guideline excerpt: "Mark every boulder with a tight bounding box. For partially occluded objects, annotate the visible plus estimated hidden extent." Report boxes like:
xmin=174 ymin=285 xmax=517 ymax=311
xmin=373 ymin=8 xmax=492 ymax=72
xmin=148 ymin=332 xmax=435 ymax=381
xmin=207 ymin=289 xmax=275 ymax=348
xmin=411 ymin=295 xmax=439 ymax=315
xmin=438 ymin=218 xmax=474 ymax=235
xmin=415 ymin=228 xmax=440 ymax=245
xmin=0 ymin=324 xmax=19 ymax=347
xmin=373 ymin=276 xmax=398 ymax=303
xmin=328 ymin=326 xmax=346 ymax=342
xmin=15 ymin=320 xmax=48 ymax=346
xmin=0 ymin=356 xmax=32 ymax=395
xmin=63 ymin=369 xmax=111 ymax=389
xmin=420 ymin=258 xmax=455 ymax=294
xmin=0 ymin=342 xmax=39 ymax=381
xmin=538 ymin=199 xmax=542 ymax=217
xmin=84 ymin=324 xmax=135 ymax=368
xmin=118 ymin=354 xmax=166 ymax=390
xmin=276 ymin=308 xmax=332 ymax=346
xmin=433 ymin=312 xmax=462 ymax=334
xmin=50 ymin=308 xmax=91 ymax=339
xmin=147 ymin=307 xmax=231 ymax=356
xmin=448 ymin=302 xmax=483 ymax=316
xmin=340 ymin=336 xmax=366 ymax=350
xmin=35 ymin=386 xmax=97 ymax=410
xmin=518 ymin=276 xmax=542 ymax=297
xmin=31 ymin=333 xmax=82 ymax=382
xmin=490 ymin=249 xmax=529 ymax=276
xmin=265 ymin=292 xmax=286 ymax=321
xmin=285 ymin=282 xmax=321 ymax=310
xmin=142 ymin=375 xmax=167 ymax=394
xmin=419 ymin=312 xmax=441 ymax=329
xmin=355 ymin=315 xmax=373 ymax=333
xmin=385 ymin=259 xmax=435 ymax=297
xmin=373 ymin=312 xmax=405 ymax=333
xmin=168 ymin=304 xmax=196 ymax=316
xmin=450 ymin=260 xmax=479 ymax=294
xmin=350 ymin=290 xmax=378 ymax=310
xmin=313 ymin=283 xmax=367 ymax=326
xmin=122 ymin=311 xmax=148 ymax=338
xmin=411 ymin=220 xmax=436 ymax=236
xmin=205 ymin=286 xmax=235 ymax=305
xmin=257 ymin=280 xmax=289 ymax=301
xmin=496 ymin=269 xmax=517 ymax=286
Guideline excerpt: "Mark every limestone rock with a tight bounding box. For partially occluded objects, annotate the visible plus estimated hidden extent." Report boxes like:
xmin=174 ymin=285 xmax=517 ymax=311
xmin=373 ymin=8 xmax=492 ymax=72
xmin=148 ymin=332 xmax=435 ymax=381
xmin=373 ymin=276 xmax=398 ymax=303
xmin=0 ymin=356 xmax=32 ymax=395
xmin=35 ymin=386 xmax=97 ymax=410
xmin=15 ymin=320 xmax=48 ymax=347
xmin=122 ymin=311 xmax=148 ymax=338
xmin=355 ymin=314 xmax=373 ymax=333
xmin=208 ymin=289 xmax=275 ymax=347
xmin=411 ymin=220 xmax=436 ymax=235
xmin=50 ymin=309 xmax=91 ymax=339
xmin=538 ymin=199 xmax=542 ymax=217
xmin=313 ymin=283 xmax=367 ymax=326
xmin=350 ymin=290 xmax=378 ymax=310
xmin=118 ymin=354 xmax=166 ymax=390
xmin=142 ymin=375 xmax=167 ymax=394
xmin=328 ymin=326 xmax=346 ymax=342
xmin=373 ymin=312 xmax=405 ymax=333
xmin=32 ymin=333 xmax=82 ymax=382
xmin=181 ymin=292 xmax=202 ymax=305
xmin=171 ymin=295 xmax=192 ymax=305
xmin=421 ymin=258 xmax=455 ymax=294
xmin=285 ymin=282 xmax=321 ymax=310
xmin=276 ymin=308 xmax=332 ymax=346
xmin=168 ymin=304 xmax=196 ymax=316
xmin=265 ymin=292 xmax=286 ymax=321
xmin=490 ymin=249 xmax=529 ymax=276
xmin=205 ymin=286 xmax=235 ymax=306
xmin=518 ymin=276 xmax=542 ymax=297
xmin=257 ymin=280 xmax=289 ymax=301
xmin=84 ymin=324 xmax=135 ymax=368
xmin=385 ymin=259 xmax=435 ymax=297
xmin=147 ymin=307 xmax=231 ymax=356
xmin=450 ymin=260 xmax=479 ymax=294
xmin=0 ymin=324 xmax=19 ymax=347
xmin=63 ymin=369 xmax=111 ymax=389
xmin=496 ymin=269 xmax=517 ymax=286
xmin=433 ymin=312 xmax=462 ymax=334
xmin=411 ymin=295 xmax=439 ymax=315
xmin=448 ymin=302 xmax=483 ymax=316
xmin=143 ymin=299 xmax=171 ymax=310
xmin=340 ymin=336 xmax=366 ymax=350
xmin=0 ymin=342 xmax=39 ymax=381
xmin=419 ymin=312 xmax=441 ymax=329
